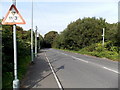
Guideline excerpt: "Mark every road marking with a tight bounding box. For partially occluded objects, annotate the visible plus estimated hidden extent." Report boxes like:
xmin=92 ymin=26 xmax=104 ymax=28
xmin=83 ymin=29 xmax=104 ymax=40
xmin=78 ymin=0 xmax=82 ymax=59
xmin=45 ymin=53 xmax=63 ymax=90
xmin=103 ymin=67 xmax=119 ymax=74
xmin=60 ymin=52 xmax=88 ymax=63
xmin=56 ymin=51 xmax=119 ymax=74
xmin=61 ymin=53 xmax=67 ymax=56
xmin=71 ymin=56 xmax=89 ymax=63
xmin=88 ymin=62 xmax=119 ymax=74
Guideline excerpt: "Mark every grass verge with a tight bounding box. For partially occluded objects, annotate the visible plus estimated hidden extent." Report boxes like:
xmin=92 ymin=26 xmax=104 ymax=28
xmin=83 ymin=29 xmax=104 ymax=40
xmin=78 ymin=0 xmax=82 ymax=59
xmin=2 ymin=55 xmax=31 ymax=88
xmin=53 ymin=45 xmax=119 ymax=62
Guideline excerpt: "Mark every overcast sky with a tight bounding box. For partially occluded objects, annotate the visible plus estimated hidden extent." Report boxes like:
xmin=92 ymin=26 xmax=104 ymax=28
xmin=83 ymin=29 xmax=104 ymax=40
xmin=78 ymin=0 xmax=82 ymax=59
xmin=1 ymin=0 xmax=119 ymax=36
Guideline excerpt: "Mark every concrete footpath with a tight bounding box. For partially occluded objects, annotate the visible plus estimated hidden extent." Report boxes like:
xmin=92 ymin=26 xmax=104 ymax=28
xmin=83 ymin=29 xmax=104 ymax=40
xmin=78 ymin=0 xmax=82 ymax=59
xmin=20 ymin=50 xmax=58 ymax=89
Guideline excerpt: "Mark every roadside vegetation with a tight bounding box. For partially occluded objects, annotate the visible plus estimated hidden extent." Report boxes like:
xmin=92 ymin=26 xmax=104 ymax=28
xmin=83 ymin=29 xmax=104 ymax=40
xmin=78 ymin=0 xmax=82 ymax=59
xmin=79 ymin=41 xmax=119 ymax=61
xmin=44 ymin=17 xmax=119 ymax=61
xmin=1 ymin=17 xmax=119 ymax=88
xmin=56 ymin=41 xmax=119 ymax=61
xmin=44 ymin=31 xmax=58 ymax=48
xmin=2 ymin=25 xmax=43 ymax=88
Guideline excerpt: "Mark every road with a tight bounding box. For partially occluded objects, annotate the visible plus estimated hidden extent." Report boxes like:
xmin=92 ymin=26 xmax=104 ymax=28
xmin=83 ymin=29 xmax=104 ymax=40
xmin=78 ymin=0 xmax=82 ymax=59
xmin=21 ymin=48 xmax=118 ymax=89
xmin=21 ymin=51 xmax=58 ymax=88
xmin=44 ymin=48 xmax=118 ymax=88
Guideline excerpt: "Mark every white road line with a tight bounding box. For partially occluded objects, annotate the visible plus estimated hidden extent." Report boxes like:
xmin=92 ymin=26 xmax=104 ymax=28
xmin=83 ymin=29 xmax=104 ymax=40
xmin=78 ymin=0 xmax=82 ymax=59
xmin=88 ymin=62 xmax=119 ymax=74
xmin=88 ymin=61 xmax=102 ymax=67
xmin=103 ymin=67 xmax=119 ymax=74
xmin=61 ymin=53 xmax=68 ymax=56
xmin=61 ymin=52 xmax=88 ymax=63
xmin=56 ymin=51 xmax=118 ymax=74
xmin=72 ymin=56 xmax=89 ymax=63
xmin=45 ymin=53 xmax=63 ymax=90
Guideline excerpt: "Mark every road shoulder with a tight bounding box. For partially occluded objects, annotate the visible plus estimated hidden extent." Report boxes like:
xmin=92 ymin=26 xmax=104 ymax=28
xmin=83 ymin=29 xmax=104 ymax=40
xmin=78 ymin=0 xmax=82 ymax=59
xmin=20 ymin=50 xmax=58 ymax=88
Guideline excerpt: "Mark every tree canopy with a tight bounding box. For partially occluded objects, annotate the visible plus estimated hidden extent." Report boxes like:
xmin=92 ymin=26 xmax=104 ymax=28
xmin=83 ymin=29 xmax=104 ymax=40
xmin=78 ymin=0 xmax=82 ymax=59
xmin=44 ymin=31 xmax=58 ymax=48
xmin=52 ymin=17 xmax=118 ymax=50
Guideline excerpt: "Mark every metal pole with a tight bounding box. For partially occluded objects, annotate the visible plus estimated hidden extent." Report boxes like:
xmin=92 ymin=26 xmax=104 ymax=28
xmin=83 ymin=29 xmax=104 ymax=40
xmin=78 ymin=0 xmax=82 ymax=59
xmin=12 ymin=0 xmax=19 ymax=89
xmin=31 ymin=0 xmax=34 ymax=63
xmin=35 ymin=26 xmax=37 ymax=57
xmin=13 ymin=0 xmax=16 ymax=5
xmin=39 ymin=34 xmax=41 ymax=50
xmin=102 ymin=28 xmax=105 ymax=47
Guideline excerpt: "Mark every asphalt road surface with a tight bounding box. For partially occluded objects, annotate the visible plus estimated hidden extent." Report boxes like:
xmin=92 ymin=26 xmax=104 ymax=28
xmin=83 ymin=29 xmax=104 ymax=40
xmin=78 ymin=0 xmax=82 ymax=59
xmin=21 ymin=51 xmax=59 ymax=88
xmin=21 ymin=48 xmax=119 ymax=89
xmin=44 ymin=48 xmax=118 ymax=88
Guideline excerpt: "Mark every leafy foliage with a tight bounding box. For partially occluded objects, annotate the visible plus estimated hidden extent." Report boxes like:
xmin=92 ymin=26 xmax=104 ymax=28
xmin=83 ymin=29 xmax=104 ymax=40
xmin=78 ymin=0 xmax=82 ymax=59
xmin=2 ymin=25 xmax=32 ymax=88
xmin=2 ymin=25 xmax=44 ymax=88
xmin=53 ymin=17 xmax=118 ymax=51
xmin=38 ymin=34 xmax=44 ymax=49
xmin=79 ymin=41 xmax=119 ymax=61
xmin=51 ymin=17 xmax=118 ymax=60
xmin=44 ymin=31 xmax=58 ymax=48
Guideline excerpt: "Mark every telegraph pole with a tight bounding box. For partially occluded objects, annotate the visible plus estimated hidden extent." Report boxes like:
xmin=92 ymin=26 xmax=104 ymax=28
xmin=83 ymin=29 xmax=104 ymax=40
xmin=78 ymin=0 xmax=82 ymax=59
xmin=31 ymin=0 xmax=34 ymax=63
xmin=39 ymin=34 xmax=41 ymax=50
xmin=35 ymin=26 xmax=37 ymax=57
xmin=13 ymin=0 xmax=16 ymax=5
xmin=102 ymin=28 xmax=105 ymax=47
xmin=12 ymin=0 xmax=19 ymax=89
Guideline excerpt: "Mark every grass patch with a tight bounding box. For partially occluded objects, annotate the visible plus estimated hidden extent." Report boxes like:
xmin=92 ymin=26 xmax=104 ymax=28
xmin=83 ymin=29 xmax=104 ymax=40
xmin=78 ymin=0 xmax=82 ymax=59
xmin=18 ymin=55 xmax=31 ymax=80
xmin=2 ymin=55 xmax=31 ymax=88
xmin=2 ymin=72 xmax=13 ymax=88
xmin=53 ymin=41 xmax=119 ymax=61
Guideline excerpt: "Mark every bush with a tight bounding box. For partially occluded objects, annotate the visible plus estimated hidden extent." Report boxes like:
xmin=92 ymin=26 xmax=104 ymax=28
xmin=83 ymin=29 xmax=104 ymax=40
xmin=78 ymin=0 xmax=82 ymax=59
xmin=79 ymin=41 xmax=119 ymax=61
xmin=2 ymin=25 xmax=32 ymax=88
xmin=53 ymin=17 xmax=117 ymax=51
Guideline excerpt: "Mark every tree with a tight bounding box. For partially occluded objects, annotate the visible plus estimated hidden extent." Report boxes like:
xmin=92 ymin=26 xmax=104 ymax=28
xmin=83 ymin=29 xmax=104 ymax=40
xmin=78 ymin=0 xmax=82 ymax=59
xmin=44 ymin=31 xmax=58 ymax=48
xmin=38 ymin=34 xmax=44 ymax=49
xmin=2 ymin=25 xmax=32 ymax=88
xmin=53 ymin=17 xmax=117 ymax=50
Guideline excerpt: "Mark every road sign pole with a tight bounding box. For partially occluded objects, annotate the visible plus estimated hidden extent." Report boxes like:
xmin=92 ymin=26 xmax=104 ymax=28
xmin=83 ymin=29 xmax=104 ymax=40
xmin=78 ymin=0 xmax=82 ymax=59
xmin=31 ymin=0 xmax=34 ymax=63
xmin=102 ymin=28 xmax=105 ymax=47
xmin=35 ymin=26 xmax=37 ymax=57
xmin=12 ymin=0 xmax=19 ymax=89
xmin=13 ymin=0 xmax=16 ymax=6
xmin=39 ymin=34 xmax=41 ymax=50
xmin=13 ymin=25 xmax=19 ymax=89
xmin=2 ymin=0 xmax=25 ymax=88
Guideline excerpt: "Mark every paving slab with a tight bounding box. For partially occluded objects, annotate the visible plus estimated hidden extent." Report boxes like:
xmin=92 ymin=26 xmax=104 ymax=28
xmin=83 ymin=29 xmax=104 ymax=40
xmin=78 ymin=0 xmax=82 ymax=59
xmin=20 ymin=50 xmax=58 ymax=89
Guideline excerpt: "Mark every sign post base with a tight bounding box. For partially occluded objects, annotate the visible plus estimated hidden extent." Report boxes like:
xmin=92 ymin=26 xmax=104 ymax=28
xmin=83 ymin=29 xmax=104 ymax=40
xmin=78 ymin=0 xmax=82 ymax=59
xmin=13 ymin=79 xmax=19 ymax=89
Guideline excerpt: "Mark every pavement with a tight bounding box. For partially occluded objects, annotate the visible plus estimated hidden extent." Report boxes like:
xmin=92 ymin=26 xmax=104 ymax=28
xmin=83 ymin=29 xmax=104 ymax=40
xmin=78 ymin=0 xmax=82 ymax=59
xmin=20 ymin=50 xmax=58 ymax=89
xmin=21 ymin=48 xmax=119 ymax=89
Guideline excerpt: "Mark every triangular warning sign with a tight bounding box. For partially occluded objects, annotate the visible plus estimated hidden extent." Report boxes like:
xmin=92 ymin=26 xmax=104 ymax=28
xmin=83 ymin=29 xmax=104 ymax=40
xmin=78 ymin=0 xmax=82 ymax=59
xmin=2 ymin=4 xmax=26 ymax=25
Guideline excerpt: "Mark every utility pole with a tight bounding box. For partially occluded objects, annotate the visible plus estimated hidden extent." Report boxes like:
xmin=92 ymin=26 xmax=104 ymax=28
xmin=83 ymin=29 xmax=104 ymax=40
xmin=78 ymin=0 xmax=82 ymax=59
xmin=102 ymin=28 xmax=105 ymax=47
xmin=39 ymin=34 xmax=41 ymax=50
xmin=35 ymin=26 xmax=37 ymax=57
xmin=31 ymin=0 xmax=34 ymax=63
xmin=12 ymin=0 xmax=19 ymax=89
xmin=13 ymin=0 xmax=16 ymax=5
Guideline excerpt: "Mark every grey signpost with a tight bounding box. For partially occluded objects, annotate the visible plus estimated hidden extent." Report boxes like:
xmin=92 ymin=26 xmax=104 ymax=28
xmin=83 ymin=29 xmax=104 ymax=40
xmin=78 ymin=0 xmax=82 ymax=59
xmin=2 ymin=0 xmax=25 ymax=89
xmin=39 ymin=34 xmax=41 ymax=50
xmin=102 ymin=28 xmax=105 ymax=47
xmin=13 ymin=24 xmax=19 ymax=89
xmin=35 ymin=26 xmax=37 ymax=57
xmin=12 ymin=0 xmax=19 ymax=89
xmin=31 ymin=0 xmax=34 ymax=63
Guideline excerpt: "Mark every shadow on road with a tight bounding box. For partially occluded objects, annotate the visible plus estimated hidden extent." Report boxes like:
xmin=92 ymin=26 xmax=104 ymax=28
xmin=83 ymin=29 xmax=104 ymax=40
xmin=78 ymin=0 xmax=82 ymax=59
xmin=20 ymin=50 xmax=64 ymax=89
xmin=20 ymin=52 xmax=51 ymax=88
xmin=57 ymin=65 xmax=65 ymax=70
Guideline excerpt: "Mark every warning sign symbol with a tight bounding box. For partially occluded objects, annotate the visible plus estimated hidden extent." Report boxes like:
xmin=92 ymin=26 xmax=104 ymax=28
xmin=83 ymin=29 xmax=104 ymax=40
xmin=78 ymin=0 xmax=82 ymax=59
xmin=2 ymin=4 xmax=26 ymax=25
